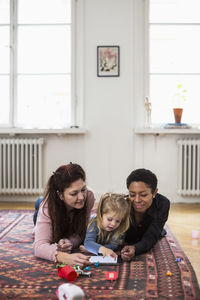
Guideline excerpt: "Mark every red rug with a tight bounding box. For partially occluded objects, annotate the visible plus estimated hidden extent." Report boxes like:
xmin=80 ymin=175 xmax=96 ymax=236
xmin=0 ymin=210 xmax=199 ymax=299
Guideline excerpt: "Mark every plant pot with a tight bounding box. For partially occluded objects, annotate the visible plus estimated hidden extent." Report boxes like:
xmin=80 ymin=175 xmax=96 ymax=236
xmin=173 ymin=108 xmax=183 ymax=123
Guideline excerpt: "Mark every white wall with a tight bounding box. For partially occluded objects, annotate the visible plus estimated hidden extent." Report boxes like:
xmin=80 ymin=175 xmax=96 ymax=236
xmin=1 ymin=0 xmax=200 ymax=203
xmin=83 ymin=0 xmax=134 ymax=198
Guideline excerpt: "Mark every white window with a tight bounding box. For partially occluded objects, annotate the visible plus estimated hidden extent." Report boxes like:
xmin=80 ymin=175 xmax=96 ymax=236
xmin=0 ymin=0 xmax=74 ymax=129
xmin=149 ymin=0 xmax=200 ymax=125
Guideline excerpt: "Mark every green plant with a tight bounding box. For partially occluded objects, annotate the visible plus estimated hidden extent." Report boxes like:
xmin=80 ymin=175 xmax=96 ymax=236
xmin=172 ymin=84 xmax=187 ymax=108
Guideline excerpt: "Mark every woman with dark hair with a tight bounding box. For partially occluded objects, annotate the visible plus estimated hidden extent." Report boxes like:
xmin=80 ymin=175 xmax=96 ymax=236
xmin=33 ymin=163 xmax=95 ymax=267
xmin=121 ymin=168 xmax=170 ymax=261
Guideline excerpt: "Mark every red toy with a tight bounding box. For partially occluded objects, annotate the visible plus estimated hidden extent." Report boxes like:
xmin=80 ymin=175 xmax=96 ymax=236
xmin=57 ymin=264 xmax=78 ymax=282
xmin=105 ymin=271 xmax=118 ymax=281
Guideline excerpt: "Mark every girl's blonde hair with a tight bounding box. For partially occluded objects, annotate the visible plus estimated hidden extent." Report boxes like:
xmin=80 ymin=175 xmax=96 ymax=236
xmin=90 ymin=193 xmax=131 ymax=244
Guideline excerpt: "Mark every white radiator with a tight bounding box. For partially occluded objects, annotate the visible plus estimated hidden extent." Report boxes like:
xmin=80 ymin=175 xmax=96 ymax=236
xmin=0 ymin=138 xmax=44 ymax=195
xmin=178 ymin=139 xmax=200 ymax=196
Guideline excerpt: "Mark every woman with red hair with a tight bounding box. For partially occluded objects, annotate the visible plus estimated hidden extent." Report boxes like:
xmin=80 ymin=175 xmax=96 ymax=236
xmin=33 ymin=163 xmax=95 ymax=267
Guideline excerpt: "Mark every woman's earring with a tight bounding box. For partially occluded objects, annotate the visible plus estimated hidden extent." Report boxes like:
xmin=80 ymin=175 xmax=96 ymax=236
xmin=57 ymin=191 xmax=64 ymax=201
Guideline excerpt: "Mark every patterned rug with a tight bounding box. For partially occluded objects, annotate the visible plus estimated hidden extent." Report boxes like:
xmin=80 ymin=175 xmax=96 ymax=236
xmin=0 ymin=210 xmax=199 ymax=300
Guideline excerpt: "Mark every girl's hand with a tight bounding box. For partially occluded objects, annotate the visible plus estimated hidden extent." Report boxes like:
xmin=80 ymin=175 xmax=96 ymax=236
xmin=58 ymin=238 xmax=73 ymax=253
xmin=79 ymin=245 xmax=93 ymax=255
xmin=98 ymin=246 xmax=117 ymax=259
xmin=121 ymin=245 xmax=135 ymax=261
xmin=57 ymin=251 xmax=91 ymax=268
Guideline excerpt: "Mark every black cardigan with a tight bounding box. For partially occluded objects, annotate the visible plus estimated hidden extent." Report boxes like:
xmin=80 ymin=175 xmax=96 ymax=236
xmin=124 ymin=193 xmax=170 ymax=255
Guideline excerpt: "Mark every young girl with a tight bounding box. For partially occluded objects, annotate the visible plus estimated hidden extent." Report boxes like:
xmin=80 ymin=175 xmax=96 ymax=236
xmin=83 ymin=193 xmax=131 ymax=258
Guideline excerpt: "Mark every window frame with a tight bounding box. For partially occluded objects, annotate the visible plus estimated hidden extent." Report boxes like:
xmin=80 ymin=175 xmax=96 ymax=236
xmin=146 ymin=0 xmax=200 ymax=126
xmin=0 ymin=0 xmax=84 ymax=133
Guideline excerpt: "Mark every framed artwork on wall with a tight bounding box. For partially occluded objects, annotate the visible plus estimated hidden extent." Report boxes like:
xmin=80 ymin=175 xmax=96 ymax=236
xmin=97 ymin=46 xmax=120 ymax=77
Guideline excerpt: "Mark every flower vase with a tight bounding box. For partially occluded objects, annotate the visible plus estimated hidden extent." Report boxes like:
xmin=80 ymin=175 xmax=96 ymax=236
xmin=173 ymin=108 xmax=183 ymax=123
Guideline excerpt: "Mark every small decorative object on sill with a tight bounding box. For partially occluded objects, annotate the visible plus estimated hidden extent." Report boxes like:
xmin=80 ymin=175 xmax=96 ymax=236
xmin=173 ymin=108 xmax=183 ymax=123
xmin=172 ymin=84 xmax=187 ymax=124
xmin=163 ymin=123 xmax=191 ymax=129
xmin=145 ymin=97 xmax=152 ymax=128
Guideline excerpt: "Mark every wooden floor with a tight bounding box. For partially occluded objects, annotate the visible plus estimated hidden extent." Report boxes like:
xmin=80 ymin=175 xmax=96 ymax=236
xmin=167 ymin=203 xmax=200 ymax=286
xmin=0 ymin=202 xmax=199 ymax=286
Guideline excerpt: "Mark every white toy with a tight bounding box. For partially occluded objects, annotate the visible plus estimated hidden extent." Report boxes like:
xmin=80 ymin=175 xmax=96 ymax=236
xmin=74 ymin=265 xmax=91 ymax=276
xmin=56 ymin=283 xmax=84 ymax=300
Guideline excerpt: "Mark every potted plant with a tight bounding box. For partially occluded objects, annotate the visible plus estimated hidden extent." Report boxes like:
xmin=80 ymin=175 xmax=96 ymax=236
xmin=172 ymin=84 xmax=187 ymax=123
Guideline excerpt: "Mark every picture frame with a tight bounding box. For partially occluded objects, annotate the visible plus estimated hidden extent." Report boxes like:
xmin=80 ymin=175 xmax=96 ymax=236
xmin=97 ymin=46 xmax=120 ymax=77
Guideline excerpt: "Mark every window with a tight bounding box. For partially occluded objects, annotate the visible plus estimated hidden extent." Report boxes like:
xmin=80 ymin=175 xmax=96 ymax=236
xmin=0 ymin=0 xmax=74 ymax=129
xmin=149 ymin=0 xmax=200 ymax=124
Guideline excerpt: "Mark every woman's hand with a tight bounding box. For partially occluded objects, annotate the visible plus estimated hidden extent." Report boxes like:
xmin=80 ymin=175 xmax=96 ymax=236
xmin=58 ymin=239 xmax=73 ymax=253
xmin=98 ymin=246 xmax=117 ymax=259
xmin=121 ymin=245 xmax=135 ymax=261
xmin=56 ymin=251 xmax=91 ymax=268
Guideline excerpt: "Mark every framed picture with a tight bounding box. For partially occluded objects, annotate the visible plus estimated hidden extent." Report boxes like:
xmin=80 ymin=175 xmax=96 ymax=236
xmin=97 ymin=46 xmax=120 ymax=77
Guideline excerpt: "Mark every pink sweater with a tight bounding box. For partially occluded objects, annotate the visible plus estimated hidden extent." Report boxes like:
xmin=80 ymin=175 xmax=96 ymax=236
xmin=33 ymin=189 xmax=95 ymax=262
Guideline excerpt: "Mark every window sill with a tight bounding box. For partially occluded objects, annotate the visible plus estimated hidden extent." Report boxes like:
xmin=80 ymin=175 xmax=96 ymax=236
xmin=0 ymin=127 xmax=86 ymax=136
xmin=135 ymin=127 xmax=200 ymax=135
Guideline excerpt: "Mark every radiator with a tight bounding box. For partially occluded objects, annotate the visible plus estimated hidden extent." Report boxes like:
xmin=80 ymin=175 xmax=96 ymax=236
xmin=0 ymin=138 xmax=44 ymax=195
xmin=178 ymin=139 xmax=200 ymax=196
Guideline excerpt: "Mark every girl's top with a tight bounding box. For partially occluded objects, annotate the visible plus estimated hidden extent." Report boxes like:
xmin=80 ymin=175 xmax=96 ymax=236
xmin=84 ymin=219 xmax=124 ymax=255
xmin=125 ymin=193 xmax=170 ymax=255
xmin=33 ymin=189 xmax=95 ymax=262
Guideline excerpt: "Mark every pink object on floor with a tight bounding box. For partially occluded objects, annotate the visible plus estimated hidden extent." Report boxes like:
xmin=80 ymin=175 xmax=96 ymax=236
xmin=192 ymin=229 xmax=199 ymax=239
